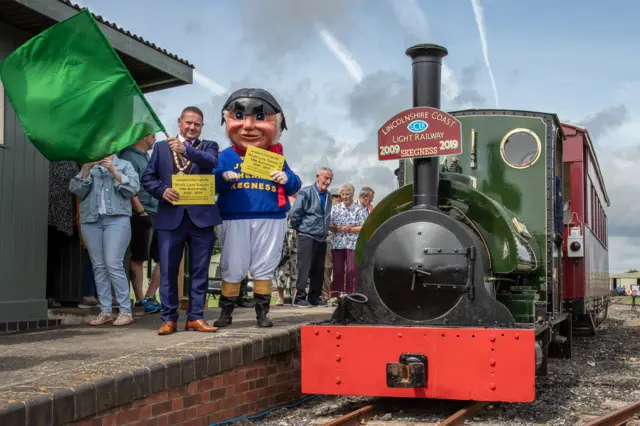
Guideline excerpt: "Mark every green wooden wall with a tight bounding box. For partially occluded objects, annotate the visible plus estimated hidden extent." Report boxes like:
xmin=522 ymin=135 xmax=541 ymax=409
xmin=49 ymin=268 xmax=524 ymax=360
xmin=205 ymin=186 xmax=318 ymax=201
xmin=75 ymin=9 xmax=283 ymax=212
xmin=0 ymin=21 xmax=49 ymax=322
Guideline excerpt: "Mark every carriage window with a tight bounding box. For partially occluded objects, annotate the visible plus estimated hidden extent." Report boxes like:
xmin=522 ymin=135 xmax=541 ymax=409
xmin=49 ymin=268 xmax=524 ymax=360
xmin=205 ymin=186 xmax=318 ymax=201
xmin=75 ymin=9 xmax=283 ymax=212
xmin=500 ymin=129 xmax=541 ymax=169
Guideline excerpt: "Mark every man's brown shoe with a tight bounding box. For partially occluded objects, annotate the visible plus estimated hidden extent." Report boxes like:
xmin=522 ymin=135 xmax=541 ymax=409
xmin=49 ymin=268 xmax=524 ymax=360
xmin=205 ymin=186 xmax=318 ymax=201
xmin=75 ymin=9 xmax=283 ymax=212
xmin=185 ymin=319 xmax=218 ymax=332
xmin=157 ymin=321 xmax=177 ymax=335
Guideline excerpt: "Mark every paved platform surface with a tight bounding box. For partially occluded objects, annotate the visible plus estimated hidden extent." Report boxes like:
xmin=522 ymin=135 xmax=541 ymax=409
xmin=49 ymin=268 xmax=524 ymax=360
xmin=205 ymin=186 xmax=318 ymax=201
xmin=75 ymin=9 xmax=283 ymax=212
xmin=0 ymin=305 xmax=332 ymax=398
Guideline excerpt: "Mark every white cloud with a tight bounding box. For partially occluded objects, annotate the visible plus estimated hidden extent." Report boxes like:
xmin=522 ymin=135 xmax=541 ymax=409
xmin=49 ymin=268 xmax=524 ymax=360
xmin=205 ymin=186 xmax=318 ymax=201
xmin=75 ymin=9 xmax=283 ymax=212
xmin=470 ymin=0 xmax=499 ymax=107
xmin=585 ymin=113 xmax=640 ymax=272
xmin=613 ymin=81 xmax=640 ymax=105
xmin=389 ymin=0 xmax=429 ymax=42
xmin=315 ymin=24 xmax=364 ymax=84
xmin=441 ymin=63 xmax=460 ymax=103
xmin=193 ymin=71 xmax=228 ymax=96
xmin=609 ymin=236 xmax=640 ymax=273
xmin=593 ymin=118 xmax=640 ymax=150
xmin=390 ymin=0 xmax=459 ymax=102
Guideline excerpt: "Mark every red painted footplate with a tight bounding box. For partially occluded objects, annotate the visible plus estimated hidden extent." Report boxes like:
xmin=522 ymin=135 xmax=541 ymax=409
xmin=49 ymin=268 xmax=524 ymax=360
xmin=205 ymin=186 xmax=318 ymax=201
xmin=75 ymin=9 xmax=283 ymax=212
xmin=300 ymin=325 xmax=536 ymax=402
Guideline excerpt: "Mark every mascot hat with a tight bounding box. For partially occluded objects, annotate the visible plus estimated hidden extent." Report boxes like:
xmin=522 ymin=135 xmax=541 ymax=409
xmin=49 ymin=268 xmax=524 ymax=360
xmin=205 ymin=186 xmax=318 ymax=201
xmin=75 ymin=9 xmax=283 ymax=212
xmin=221 ymin=88 xmax=287 ymax=131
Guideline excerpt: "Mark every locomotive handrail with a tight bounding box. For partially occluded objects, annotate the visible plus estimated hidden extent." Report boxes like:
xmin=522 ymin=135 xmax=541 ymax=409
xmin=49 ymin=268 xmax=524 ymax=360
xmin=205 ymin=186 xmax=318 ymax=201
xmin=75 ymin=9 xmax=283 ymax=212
xmin=344 ymin=293 xmax=368 ymax=304
xmin=410 ymin=267 xmax=431 ymax=291
xmin=568 ymin=211 xmax=584 ymax=230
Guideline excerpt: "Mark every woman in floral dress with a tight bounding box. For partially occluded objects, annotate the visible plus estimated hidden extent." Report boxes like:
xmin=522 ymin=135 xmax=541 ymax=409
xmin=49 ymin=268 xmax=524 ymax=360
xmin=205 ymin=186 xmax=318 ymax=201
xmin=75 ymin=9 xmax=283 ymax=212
xmin=330 ymin=183 xmax=368 ymax=297
xmin=273 ymin=226 xmax=298 ymax=305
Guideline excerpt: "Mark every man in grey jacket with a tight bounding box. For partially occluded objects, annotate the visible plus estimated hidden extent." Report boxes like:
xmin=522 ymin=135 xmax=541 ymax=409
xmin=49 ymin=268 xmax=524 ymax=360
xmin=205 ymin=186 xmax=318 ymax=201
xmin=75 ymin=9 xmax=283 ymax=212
xmin=288 ymin=167 xmax=333 ymax=307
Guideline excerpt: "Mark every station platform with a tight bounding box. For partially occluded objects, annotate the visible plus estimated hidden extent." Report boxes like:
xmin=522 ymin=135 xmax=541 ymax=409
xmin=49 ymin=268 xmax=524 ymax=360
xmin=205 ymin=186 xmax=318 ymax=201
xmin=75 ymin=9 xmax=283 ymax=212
xmin=0 ymin=304 xmax=333 ymax=426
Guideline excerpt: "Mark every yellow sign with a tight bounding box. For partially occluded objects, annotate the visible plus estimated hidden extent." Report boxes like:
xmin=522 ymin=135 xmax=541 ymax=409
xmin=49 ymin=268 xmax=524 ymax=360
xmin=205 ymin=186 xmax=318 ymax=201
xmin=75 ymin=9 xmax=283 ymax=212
xmin=172 ymin=174 xmax=215 ymax=205
xmin=241 ymin=146 xmax=285 ymax=180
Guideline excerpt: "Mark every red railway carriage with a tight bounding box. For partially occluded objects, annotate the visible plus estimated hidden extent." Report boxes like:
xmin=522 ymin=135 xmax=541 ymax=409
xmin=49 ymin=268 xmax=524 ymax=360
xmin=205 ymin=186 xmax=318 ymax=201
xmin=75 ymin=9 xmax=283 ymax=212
xmin=561 ymin=123 xmax=610 ymax=334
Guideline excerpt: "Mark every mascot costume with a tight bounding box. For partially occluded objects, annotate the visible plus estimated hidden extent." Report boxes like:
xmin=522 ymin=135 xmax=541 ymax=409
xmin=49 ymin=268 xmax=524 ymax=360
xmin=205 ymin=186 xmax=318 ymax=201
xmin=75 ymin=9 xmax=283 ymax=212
xmin=214 ymin=88 xmax=302 ymax=328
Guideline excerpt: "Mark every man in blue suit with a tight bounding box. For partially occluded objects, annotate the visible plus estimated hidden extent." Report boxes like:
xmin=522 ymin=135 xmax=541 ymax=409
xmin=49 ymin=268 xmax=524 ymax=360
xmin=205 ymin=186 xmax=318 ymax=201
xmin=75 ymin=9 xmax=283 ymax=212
xmin=142 ymin=106 xmax=222 ymax=335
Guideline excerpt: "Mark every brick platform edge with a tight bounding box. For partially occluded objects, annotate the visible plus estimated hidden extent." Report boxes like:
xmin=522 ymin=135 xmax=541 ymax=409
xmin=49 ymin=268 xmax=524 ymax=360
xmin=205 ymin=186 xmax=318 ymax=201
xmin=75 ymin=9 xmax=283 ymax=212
xmin=0 ymin=325 xmax=306 ymax=426
xmin=0 ymin=318 xmax=62 ymax=334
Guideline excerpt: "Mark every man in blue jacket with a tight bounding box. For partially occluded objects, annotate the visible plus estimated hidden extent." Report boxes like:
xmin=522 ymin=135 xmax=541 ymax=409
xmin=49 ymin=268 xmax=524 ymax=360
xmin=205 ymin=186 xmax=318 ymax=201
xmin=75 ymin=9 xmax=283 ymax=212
xmin=213 ymin=88 xmax=301 ymax=328
xmin=141 ymin=106 xmax=222 ymax=335
xmin=289 ymin=167 xmax=333 ymax=307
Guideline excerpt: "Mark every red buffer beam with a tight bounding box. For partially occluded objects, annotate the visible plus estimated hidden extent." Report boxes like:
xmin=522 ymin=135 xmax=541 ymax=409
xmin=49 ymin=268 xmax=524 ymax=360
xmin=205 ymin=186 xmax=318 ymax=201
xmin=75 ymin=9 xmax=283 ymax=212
xmin=301 ymin=325 xmax=536 ymax=403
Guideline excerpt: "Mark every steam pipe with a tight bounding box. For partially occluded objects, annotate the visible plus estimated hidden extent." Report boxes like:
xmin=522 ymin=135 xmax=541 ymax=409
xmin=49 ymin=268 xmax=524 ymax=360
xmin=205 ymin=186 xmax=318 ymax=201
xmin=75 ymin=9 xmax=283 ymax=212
xmin=405 ymin=43 xmax=448 ymax=210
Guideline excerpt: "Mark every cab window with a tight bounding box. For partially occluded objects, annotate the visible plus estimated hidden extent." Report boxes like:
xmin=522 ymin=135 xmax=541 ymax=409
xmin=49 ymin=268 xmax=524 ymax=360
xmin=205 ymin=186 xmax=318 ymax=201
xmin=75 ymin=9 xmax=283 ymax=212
xmin=500 ymin=129 xmax=541 ymax=168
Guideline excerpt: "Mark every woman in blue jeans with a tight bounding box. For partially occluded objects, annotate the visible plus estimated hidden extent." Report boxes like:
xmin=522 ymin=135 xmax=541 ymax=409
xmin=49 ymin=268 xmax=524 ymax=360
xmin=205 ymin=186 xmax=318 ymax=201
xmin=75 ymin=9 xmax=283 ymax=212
xmin=70 ymin=154 xmax=140 ymax=326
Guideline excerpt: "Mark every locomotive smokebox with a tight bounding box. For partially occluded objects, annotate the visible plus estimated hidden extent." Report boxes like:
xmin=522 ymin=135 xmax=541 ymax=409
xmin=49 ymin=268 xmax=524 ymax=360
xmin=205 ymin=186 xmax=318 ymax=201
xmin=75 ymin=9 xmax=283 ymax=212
xmin=405 ymin=44 xmax=448 ymax=210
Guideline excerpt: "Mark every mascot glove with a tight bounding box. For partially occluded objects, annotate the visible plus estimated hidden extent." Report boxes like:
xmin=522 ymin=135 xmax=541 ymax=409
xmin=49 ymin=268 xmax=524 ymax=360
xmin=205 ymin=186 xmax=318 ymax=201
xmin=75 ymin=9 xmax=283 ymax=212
xmin=270 ymin=171 xmax=288 ymax=185
xmin=223 ymin=171 xmax=239 ymax=182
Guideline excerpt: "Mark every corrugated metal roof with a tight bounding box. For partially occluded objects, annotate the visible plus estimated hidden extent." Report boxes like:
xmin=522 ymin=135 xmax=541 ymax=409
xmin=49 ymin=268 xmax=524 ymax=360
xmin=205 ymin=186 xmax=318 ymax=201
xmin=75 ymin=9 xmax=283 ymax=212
xmin=610 ymin=272 xmax=640 ymax=279
xmin=1 ymin=0 xmax=193 ymax=92
xmin=58 ymin=0 xmax=194 ymax=68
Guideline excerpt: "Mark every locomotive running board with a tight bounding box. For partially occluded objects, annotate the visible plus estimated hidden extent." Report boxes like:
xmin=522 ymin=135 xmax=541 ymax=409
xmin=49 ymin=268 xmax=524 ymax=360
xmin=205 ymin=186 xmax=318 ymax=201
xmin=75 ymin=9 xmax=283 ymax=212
xmin=300 ymin=324 xmax=536 ymax=403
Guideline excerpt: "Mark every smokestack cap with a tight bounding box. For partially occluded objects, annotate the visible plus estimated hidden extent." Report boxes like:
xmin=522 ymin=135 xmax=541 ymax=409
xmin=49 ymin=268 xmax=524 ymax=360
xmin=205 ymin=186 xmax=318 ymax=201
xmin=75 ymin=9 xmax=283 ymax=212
xmin=405 ymin=44 xmax=448 ymax=60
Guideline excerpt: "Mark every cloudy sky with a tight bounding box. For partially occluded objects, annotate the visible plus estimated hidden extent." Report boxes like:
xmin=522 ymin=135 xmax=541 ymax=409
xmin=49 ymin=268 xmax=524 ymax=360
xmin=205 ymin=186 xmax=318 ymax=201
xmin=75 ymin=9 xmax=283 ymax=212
xmin=75 ymin=0 xmax=639 ymax=273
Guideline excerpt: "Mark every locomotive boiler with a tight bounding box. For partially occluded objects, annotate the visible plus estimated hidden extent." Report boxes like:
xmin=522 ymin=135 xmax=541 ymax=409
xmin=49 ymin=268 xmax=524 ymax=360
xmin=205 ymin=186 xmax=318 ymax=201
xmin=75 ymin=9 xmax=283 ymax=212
xmin=300 ymin=43 xmax=574 ymax=403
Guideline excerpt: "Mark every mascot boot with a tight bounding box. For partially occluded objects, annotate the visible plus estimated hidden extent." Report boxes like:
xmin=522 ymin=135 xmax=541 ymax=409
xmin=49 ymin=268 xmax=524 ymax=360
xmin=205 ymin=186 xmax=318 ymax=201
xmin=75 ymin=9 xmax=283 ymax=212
xmin=214 ymin=281 xmax=240 ymax=328
xmin=253 ymin=279 xmax=274 ymax=328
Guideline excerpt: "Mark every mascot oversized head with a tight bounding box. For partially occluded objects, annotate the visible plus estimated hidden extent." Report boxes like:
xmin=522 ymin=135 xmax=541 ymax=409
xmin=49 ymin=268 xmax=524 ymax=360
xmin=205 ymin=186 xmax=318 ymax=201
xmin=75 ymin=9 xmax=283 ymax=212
xmin=221 ymin=88 xmax=287 ymax=151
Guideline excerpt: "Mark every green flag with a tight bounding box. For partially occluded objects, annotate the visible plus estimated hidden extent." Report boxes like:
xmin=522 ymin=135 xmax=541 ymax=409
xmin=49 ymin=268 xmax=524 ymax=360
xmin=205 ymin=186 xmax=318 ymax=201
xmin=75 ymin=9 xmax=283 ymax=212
xmin=0 ymin=9 xmax=165 ymax=163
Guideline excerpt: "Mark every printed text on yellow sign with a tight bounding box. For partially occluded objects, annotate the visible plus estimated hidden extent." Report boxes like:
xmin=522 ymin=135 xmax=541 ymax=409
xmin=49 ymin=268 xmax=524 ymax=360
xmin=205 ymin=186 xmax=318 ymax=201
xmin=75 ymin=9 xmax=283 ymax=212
xmin=172 ymin=175 xmax=215 ymax=205
xmin=241 ymin=146 xmax=285 ymax=180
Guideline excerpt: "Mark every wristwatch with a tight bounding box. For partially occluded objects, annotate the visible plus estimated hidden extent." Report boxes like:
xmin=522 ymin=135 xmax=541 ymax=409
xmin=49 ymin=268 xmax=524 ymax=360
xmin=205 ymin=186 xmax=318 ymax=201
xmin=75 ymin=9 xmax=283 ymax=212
xmin=134 ymin=209 xmax=146 ymax=216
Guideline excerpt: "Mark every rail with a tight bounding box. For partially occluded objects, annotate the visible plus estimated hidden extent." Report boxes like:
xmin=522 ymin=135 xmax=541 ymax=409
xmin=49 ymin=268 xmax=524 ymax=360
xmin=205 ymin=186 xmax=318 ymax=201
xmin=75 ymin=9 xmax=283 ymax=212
xmin=320 ymin=400 xmax=490 ymax=426
xmin=321 ymin=404 xmax=380 ymax=426
xmin=439 ymin=401 xmax=489 ymax=425
xmin=582 ymin=401 xmax=640 ymax=426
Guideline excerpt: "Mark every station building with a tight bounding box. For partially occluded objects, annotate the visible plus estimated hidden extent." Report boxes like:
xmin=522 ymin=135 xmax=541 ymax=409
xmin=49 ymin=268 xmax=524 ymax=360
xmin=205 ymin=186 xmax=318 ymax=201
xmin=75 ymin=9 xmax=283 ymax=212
xmin=0 ymin=0 xmax=194 ymax=329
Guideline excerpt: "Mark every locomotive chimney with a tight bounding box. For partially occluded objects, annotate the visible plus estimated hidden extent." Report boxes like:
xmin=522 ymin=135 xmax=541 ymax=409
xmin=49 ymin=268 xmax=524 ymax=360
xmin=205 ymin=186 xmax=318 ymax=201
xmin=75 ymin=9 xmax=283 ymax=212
xmin=405 ymin=43 xmax=448 ymax=210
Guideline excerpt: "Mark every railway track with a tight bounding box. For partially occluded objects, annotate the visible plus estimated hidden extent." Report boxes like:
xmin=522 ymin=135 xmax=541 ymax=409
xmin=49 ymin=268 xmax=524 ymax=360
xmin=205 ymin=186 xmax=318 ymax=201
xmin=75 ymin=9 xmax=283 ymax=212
xmin=316 ymin=399 xmax=640 ymax=426
xmin=317 ymin=400 xmax=490 ymax=425
xmin=577 ymin=400 xmax=640 ymax=426
xmin=321 ymin=404 xmax=379 ymax=426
